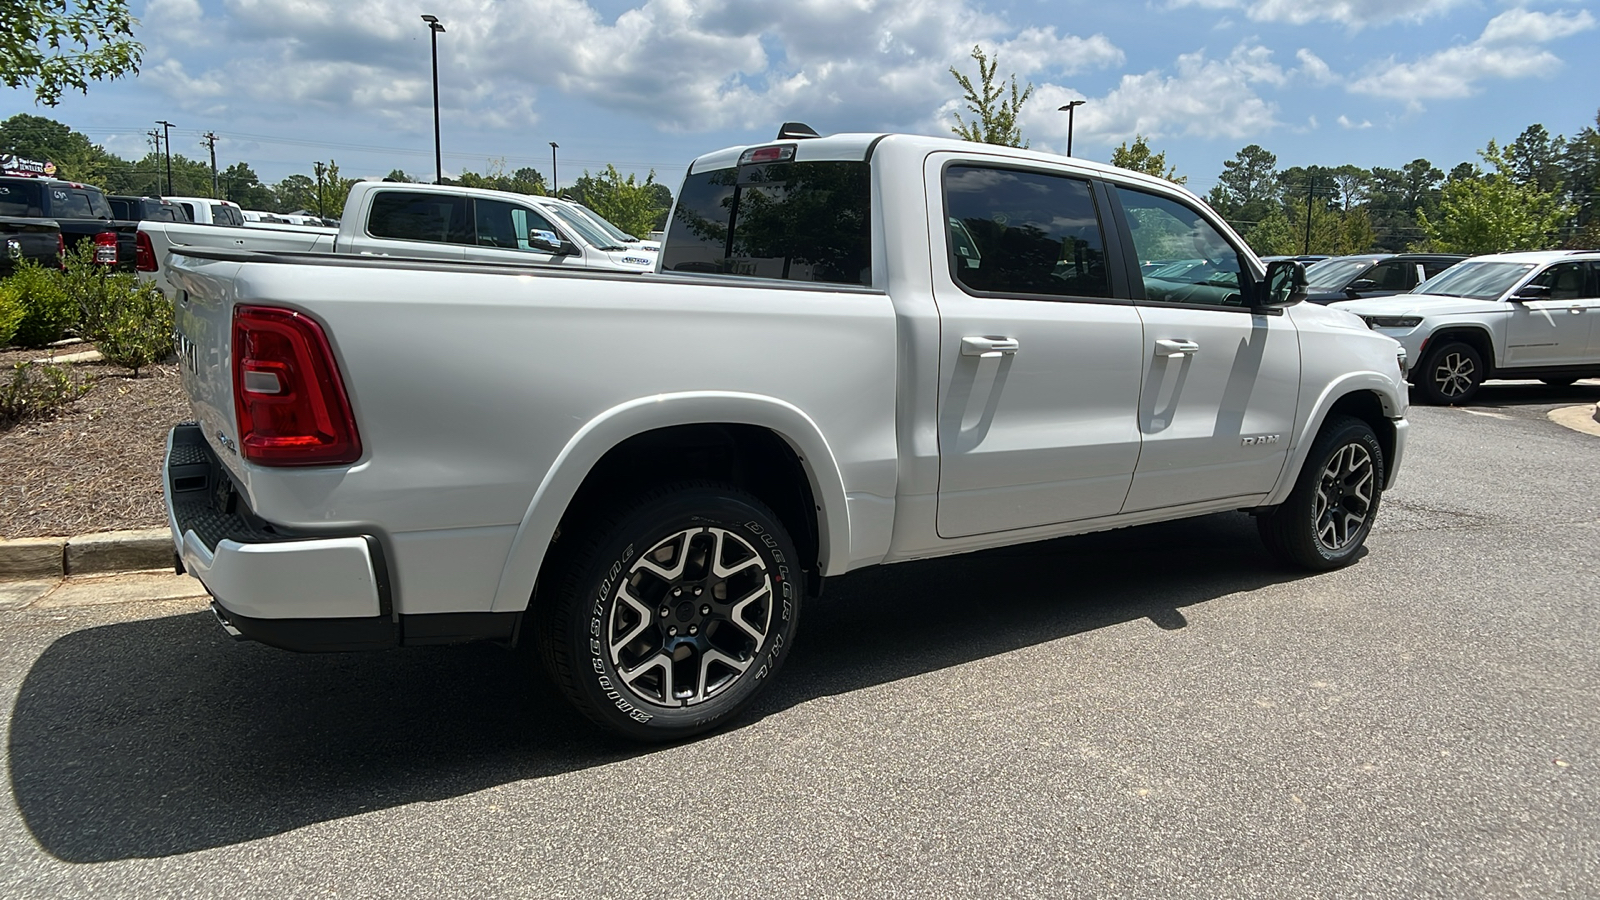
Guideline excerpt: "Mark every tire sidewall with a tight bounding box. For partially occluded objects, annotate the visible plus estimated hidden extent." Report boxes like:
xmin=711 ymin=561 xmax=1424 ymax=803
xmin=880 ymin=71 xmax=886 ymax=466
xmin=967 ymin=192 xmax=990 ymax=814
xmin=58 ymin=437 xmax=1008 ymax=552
xmin=563 ymin=490 xmax=802 ymax=741
xmin=1299 ymin=420 xmax=1385 ymax=566
xmin=1418 ymin=340 xmax=1483 ymax=405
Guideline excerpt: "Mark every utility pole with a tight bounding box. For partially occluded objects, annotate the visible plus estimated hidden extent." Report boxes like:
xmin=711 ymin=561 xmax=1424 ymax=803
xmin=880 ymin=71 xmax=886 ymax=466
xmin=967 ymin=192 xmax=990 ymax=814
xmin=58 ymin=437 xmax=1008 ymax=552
xmin=1303 ymin=174 xmax=1315 ymax=256
xmin=314 ymin=161 xmax=326 ymax=218
xmin=202 ymin=132 xmax=219 ymax=198
xmin=146 ymin=129 xmax=163 ymax=196
xmin=157 ymin=120 xmax=176 ymax=195
xmin=549 ymin=142 xmax=559 ymax=193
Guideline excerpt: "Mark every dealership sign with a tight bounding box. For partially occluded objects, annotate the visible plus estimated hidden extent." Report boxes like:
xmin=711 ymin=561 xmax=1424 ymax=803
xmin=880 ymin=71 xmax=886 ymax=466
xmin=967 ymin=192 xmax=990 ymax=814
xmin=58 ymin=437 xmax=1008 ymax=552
xmin=0 ymin=155 xmax=58 ymax=178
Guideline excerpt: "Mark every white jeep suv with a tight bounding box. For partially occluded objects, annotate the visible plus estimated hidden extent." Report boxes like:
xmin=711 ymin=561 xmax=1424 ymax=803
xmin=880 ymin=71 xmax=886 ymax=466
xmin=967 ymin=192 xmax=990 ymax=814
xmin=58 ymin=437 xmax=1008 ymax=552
xmin=1334 ymin=251 xmax=1600 ymax=404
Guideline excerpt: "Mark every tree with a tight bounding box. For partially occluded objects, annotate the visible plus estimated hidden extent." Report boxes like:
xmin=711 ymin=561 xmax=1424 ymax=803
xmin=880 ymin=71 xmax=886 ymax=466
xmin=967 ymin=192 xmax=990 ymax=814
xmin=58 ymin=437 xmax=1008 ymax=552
xmin=565 ymin=164 xmax=668 ymax=237
xmin=2 ymin=0 xmax=143 ymax=106
xmin=1208 ymin=144 xmax=1279 ymax=231
xmin=1417 ymin=141 xmax=1572 ymax=254
xmin=220 ymin=162 xmax=274 ymax=210
xmin=1328 ymin=164 xmax=1372 ymax=211
xmin=311 ymin=160 xmax=355 ymax=218
xmin=0 ymin=112 xmax=118 ymax=182
xmin=948 ymin=45 xmax=1033 ymax=148
xmin=273 ymin=174 xmax=317 ymax=213
xmin=1505 ymin=124 xmax=1565 ymax=195
xmin=384 ymin=169 xmax=418 ymax=183
xmin=1109 ymin=134 xmax=1186 ymax=184
xmin=1559 ymin=108 xmax=1600 ymax=236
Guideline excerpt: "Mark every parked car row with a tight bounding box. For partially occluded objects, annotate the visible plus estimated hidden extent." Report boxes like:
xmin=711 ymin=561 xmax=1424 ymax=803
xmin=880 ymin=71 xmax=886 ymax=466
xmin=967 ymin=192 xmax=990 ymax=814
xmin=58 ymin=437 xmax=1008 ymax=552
xmin=136 ymin=181 xmax=659 ymax=299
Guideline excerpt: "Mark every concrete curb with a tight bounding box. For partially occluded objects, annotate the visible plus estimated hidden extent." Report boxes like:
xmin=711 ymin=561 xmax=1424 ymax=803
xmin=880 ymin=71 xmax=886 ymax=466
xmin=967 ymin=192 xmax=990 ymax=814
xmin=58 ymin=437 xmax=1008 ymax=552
xmin=0 ymin=528 xmax=173 ymax=581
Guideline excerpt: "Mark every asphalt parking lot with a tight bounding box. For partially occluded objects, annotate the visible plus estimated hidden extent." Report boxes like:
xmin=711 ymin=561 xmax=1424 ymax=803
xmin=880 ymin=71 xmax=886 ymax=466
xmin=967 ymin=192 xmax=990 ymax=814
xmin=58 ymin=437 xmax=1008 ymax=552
xmin=2 ymin=381 xmax=1597 ymax=899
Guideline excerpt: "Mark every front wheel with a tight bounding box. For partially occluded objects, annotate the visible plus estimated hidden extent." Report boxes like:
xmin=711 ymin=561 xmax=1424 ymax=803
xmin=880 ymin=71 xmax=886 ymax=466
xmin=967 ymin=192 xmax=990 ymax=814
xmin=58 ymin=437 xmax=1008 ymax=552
xmin=538 ymin=482 xmax=803 ymax=742
xmin=1257 ymin=415 xmax=1385 ymax=570
xmin=1414 ymin=340 xmax=1484 ymax=405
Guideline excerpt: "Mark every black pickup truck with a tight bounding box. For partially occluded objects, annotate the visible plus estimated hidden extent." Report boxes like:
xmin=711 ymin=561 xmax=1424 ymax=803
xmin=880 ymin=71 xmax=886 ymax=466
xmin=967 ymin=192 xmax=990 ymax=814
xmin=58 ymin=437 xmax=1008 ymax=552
xmin=0 ymin=176 xmax=137 ymax=271
xmin=1 ymin=215 xmax=61 ymax=276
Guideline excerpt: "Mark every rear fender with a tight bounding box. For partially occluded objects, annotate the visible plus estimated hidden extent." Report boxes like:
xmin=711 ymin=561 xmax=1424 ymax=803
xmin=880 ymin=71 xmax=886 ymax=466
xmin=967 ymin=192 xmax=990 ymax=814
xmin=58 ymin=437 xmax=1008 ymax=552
xmin=490 ymin=392 xmax=851 ymax=613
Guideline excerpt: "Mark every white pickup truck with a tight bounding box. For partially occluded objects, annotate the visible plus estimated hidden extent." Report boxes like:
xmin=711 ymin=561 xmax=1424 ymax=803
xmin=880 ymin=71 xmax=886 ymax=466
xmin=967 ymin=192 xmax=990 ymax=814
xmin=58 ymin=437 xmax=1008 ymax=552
xmin=138 ymin=181 xmax=656 ymax=296
xmin=163 ymin=129 xmax=1410 ymax=741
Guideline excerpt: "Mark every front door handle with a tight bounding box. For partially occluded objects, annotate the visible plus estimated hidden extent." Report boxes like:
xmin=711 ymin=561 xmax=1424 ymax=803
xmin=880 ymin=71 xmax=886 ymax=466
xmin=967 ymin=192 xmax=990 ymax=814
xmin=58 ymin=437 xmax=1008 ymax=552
xmin=961 ymin=336 xmax=1021 ymax=358
xmin=1155 ymin=339 xmax=1200 ymax=357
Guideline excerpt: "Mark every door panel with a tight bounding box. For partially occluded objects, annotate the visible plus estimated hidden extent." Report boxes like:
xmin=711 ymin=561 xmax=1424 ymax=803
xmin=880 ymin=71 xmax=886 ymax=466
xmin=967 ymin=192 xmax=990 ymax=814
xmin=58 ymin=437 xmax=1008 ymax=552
xmin=1122 ymin=306 xmax=1300 ymax=511
xmin=930 ymin=158 xmax=1144 ymax=538
xmin=1505 ymin=262 xmax=1599 ymax=367
xmin=1108 ymin=184 xmax=1301 ymax=512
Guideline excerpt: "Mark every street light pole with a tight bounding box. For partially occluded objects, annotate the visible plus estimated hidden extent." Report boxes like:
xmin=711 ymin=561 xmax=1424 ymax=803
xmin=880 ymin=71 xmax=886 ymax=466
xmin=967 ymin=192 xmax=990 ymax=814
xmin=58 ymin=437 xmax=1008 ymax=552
xmin=421 ymin=15 xmax=445 ymax=184
xmin=157 ymin=120 xmax=176 ymax=194
xmin=550 ymin=142 xmax=559 ymax=194
xmin=1058 ymin=101 xmax=1085 ymax=157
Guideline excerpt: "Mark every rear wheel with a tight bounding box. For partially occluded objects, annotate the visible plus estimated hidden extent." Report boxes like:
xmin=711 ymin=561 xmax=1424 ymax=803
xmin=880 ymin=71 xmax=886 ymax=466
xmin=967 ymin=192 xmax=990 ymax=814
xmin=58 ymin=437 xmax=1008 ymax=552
xmin=1414 ymin=340 xmax=1484 ymax=405
xmin=539 ymin=482 xmax=803 ymax=742
xmin=1257 ymin=415 xmax=1385 ymax=570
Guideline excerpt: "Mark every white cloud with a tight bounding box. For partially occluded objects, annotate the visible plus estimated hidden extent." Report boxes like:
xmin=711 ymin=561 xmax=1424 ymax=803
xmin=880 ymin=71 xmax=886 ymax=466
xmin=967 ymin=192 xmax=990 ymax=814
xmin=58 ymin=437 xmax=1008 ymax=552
xmin=1295 ymin=49 xmax=1337 ymax=85
xmin=1167 ymin=0 xmax=1471 ymax=28
xmin=1026 ymin=44 xmax=1287 ymax=148
xmin=1337 ymin=115 xmax=1374 ymax=129
xmin=132 ymin=0 xmax=1124 ymax=138
xmin=1349 ymin=8 xmax=1594 ymax=100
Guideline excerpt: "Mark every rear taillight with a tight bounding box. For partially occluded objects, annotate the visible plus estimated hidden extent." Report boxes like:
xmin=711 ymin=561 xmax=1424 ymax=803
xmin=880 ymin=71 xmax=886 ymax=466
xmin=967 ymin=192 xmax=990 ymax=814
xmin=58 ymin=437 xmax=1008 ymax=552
xmin=135 ymin=230 xmax=157 ymax=272
xmin=232 ymin=306 xmax=361 ymax=466
xmin=93 ymin=231 xmax=118 ymax=265
xmin=56 ymin=234 xmax=66 ymax=270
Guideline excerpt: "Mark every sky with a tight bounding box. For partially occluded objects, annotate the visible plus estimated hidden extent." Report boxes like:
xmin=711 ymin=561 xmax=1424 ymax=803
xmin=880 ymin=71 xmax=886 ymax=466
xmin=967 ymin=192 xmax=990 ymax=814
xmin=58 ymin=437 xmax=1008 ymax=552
xmin=5 ymin=0 xmax=1598 ymax=196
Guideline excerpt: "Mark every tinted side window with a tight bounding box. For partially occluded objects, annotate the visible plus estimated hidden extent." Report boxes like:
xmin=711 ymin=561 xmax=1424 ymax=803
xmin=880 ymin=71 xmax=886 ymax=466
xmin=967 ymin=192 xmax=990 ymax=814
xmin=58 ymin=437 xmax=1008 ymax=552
xmin=943 ymin=165 xmax=1111 ymax=299
xmin=472 ymin=198 xmax=558 ymax=250
xmin=0 ymin=181 xmax=43 ymax=216
xmin=662 ymin=161 xmax=870 ymax=285
xmin=1115 ymin=186 xmax=1246 ymax=307
xmin=212 ymin=205 xmax=243 ymax=226
xmin=1421 ymin=259 xmax=1456 ymax=279
xmin=110 ymin=198 xmax=132 ymax=219
xmin=1364 ymin=260 xmax=1410 ymax=290
xmin=1531 ymin=262 xmax=1591 ymax=300
xmin=367 ymin=191 xmax=471 ymax=245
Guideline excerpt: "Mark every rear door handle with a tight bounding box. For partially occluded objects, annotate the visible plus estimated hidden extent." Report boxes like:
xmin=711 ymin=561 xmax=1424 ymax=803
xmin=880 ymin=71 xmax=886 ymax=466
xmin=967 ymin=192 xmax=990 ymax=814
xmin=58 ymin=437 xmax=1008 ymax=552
xmin=1155 ymin=339 xmax=1200 ymax=357
xmin=961 ymin=336 xmax=1021 ymax=358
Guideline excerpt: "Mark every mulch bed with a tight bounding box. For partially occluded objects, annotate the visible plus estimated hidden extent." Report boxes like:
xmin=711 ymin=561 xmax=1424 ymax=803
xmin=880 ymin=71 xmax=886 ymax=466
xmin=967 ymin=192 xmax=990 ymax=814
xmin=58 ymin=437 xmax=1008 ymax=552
xmin=1 ymin=344 xmax=190 ymax=539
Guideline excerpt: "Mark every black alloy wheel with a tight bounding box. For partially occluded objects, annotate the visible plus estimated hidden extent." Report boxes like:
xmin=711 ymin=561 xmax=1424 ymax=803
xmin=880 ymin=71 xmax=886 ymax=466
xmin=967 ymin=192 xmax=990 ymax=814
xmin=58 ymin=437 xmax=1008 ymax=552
xmin=1257 ymin=415 xmax=1385 ymax=571
xmin=539 ymin=481 xmax=803 ymax=741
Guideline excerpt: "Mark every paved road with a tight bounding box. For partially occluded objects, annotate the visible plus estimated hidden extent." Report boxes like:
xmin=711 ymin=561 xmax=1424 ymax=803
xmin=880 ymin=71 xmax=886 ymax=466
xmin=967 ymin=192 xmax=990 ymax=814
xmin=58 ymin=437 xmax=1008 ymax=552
xmin=2 ymin=382 xmax=1597 ymax=899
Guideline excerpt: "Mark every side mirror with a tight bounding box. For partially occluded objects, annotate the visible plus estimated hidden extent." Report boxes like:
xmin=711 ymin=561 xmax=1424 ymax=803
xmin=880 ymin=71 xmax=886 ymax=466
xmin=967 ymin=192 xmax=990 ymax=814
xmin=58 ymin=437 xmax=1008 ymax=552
xmin=1347 ymin=279 xmax=1377 ymax=293
xmin=528 ymin=229 xmax=579 ymax=256
xmin=1511 ymin=283 xmax=1551 ymax=301
xmin=1258 ymin=260 xmax=1307 ymax=308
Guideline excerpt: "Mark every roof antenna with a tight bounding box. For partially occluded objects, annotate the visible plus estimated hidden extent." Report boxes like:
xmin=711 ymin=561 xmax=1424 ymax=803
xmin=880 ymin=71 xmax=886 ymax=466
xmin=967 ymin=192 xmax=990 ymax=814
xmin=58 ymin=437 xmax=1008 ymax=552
xmin=776 ymin=122 xmax=821 ymax=140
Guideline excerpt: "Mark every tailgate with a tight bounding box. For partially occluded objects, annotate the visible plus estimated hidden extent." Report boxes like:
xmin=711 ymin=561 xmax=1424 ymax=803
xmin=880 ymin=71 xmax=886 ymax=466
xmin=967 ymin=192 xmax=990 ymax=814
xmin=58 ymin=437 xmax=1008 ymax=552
xmin=169 ymin=253 xmax=248 ymax=484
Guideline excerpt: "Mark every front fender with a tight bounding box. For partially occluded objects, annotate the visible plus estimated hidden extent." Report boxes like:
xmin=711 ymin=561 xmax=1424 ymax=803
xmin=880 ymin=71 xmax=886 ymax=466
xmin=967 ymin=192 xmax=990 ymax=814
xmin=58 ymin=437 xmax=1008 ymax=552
xmin=489 ymin=391 xmax=853 ymax=613
xmin=1265 ymin=371 xmax=1407 ymax=507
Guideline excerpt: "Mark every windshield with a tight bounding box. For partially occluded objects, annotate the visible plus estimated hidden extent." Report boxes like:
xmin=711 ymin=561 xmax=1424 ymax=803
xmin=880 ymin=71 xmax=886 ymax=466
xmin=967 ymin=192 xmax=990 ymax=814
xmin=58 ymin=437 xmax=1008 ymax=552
xmin=543 ymin=204 xmax=622 ymax=250
xmin=571 ymin=203 xmax=639 ymax=243
xmin=1413 ymin=260 xmax=1537 ymax=300
xmin=1304 ymin=258 xmax=1373 ymax=290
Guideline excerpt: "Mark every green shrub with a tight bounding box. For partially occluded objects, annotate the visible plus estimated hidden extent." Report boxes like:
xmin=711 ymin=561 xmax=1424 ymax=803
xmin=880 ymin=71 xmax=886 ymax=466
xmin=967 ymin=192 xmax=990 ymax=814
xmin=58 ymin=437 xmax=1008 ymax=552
xmin=0 ymin=280 xmax=24 ymax=347
xmin=62 ymin=242 xmax=176 ymax=377
xmin=0 ymin=361 xmax=91 ymax=428
xmin=4 ymin=261 xmax=74 ymax=348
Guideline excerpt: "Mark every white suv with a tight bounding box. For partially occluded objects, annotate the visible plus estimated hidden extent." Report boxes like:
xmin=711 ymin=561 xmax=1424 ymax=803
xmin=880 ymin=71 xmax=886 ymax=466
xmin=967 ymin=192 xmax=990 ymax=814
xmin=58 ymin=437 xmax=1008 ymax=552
xmin=1334 ymin=251 xmax=1600 ymax=404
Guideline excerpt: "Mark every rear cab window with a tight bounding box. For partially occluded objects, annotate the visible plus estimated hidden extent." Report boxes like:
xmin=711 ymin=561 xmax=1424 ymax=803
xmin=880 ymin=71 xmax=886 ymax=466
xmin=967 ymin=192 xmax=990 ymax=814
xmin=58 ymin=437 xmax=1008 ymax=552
xmin=662 ymin=159 xmax=871 ymax=285
xmin=366 ymin=191 xmax=472 ymax=245
xmin=0 ymin=180 xmax=43 ymax=216
xmin=942 ymin=164 xmax=1112 ymax=300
